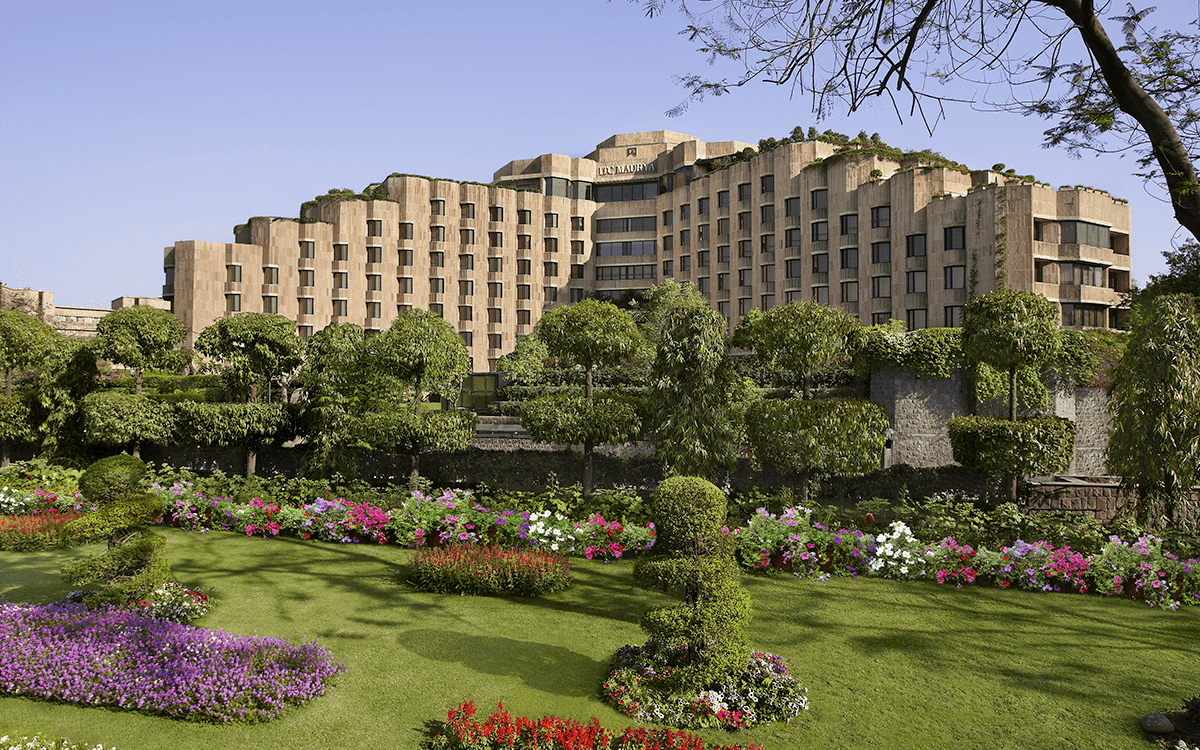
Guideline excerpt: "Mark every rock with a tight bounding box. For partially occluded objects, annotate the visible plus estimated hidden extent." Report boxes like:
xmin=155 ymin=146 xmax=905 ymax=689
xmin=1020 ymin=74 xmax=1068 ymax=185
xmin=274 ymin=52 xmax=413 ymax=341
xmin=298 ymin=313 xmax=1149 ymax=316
xmin=1141 ymin=712 xmax=1174 ymax=734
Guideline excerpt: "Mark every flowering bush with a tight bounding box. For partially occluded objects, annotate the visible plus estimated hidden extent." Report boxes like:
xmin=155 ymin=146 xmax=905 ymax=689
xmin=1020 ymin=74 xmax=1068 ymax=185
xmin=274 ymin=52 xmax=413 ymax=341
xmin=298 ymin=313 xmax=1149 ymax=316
xmin=425 ymin=700 xmax=763 ymax=750
xmin=0 ymin=510 xmax=86 ymax=551
xmin=577 ymin=513 xmax=625 ymax=562
xmin=979 ymin=540 xmax=1090 ymax=593
xmin=1088 ymin=535 xmax=1200 ymax=609
xmin=0 ymin=487 xmax=91 ymax=517
xmin=409 ymin=544 xmax=572 ymax=596
xmin=132 ymin=582 xmax=215 ymax=623
xmin=387 ymin=489 xmax=506 ymax=547
xmin=868 ymin=521 xmax=935 ymax=580
xmin=523 ymin=510 xmax=576 ymax=553
xmin=732 ymin=506 xmax=811 ymax=570
xmin=602 ymin=640 xmax=808 ymax=731
xmin=277 ymin=497 xmax=390 ymax=544
xmin=927 ymin=537 xmax=980 ymax=588
xmin=0 ymin=735 xmax=110 ymax=750
xmin=0 ymin=601 xmax=345 ymax=723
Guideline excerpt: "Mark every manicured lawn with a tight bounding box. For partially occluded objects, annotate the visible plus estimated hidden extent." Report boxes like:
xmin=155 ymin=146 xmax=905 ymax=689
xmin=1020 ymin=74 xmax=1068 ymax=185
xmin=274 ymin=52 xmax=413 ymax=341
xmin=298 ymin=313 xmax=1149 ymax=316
xmin=1 ymin=528 xmax=1197 ymax=750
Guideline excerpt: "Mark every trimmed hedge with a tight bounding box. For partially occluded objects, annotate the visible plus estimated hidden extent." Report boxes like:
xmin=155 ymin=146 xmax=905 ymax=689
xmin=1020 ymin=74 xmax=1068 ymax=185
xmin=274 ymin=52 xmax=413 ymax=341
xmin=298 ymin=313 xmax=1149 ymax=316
xmin=948 ymin=416 xmax=1076 ymax=478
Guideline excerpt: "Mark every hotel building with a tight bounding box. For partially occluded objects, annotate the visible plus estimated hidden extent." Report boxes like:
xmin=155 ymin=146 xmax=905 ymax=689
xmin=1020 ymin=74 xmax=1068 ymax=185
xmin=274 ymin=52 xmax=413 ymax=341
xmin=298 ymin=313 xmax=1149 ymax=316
xmin=164 ymin=130 xmax=1132 ymax=369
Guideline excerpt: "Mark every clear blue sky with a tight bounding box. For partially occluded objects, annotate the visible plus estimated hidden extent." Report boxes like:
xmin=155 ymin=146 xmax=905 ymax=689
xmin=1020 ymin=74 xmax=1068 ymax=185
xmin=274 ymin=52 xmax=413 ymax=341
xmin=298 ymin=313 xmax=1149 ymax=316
xmin=2 ymin=0 xmax=1196 ymax=308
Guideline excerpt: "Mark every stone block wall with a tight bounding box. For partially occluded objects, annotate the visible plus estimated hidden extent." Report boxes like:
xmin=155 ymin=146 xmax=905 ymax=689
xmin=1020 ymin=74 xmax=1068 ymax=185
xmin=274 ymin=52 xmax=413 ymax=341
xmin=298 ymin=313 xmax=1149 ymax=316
xmin=1025 ymin=480 xmax=1199 ymax=525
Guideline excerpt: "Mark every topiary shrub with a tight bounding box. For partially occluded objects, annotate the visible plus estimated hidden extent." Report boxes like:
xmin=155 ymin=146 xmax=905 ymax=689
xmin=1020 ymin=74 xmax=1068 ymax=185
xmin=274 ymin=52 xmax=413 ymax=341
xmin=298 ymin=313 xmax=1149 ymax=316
xmin=948 ymin=416 xmax=1076 ymax=479
xmin=61 ymin=454 xmax=171 ymax=606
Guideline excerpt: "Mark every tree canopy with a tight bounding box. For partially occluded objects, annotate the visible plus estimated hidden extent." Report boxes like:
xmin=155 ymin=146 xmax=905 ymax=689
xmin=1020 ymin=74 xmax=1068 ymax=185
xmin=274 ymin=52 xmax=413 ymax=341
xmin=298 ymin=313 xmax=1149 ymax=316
xmin=195 ymin=313 xmax=304 ymax=403
xmin=731 ymin=301 xmax=859 ymax=398
xmin=93 ymin=306 xmax=189 ymax=395
xmin=639 ymin=0 xmax=1200 ymax=242
xmin=0 ymin=310 xmax=58 ymax=397
xmin=962 ymin=289 xmax=1061 ymax=420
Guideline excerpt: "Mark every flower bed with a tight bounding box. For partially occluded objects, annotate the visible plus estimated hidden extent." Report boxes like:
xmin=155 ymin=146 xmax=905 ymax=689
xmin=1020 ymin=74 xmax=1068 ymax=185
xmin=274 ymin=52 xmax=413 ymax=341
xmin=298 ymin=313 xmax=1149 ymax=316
xmin=409 ymin=544 xmax=572 ymax=597
xmin=602 ymin=640 xmax=808 ymax=731
xmin=424 ymin=700 xmax=764 ymax=750
xmin=0 ymin=735 xmax=108 ymax=750
xmin=0 ymin=510 xmax=86 ymax=551
xmin=0 ymin=601 xmax=345 ymax=723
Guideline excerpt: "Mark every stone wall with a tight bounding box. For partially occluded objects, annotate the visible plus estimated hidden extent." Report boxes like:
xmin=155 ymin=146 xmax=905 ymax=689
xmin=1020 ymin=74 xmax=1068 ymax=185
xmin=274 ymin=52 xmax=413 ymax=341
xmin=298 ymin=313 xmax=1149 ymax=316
xmin=1026 ymin=480 xmax=1199 ymax=525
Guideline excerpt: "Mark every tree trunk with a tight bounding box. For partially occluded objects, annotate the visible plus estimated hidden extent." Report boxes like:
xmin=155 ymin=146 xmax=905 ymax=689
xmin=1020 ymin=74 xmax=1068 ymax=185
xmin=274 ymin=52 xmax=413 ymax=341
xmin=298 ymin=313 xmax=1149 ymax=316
xmin=132 ymin=441 xmax=141 ymax=460
xmin=249 ymin=381 xmax=259 ymax=404
xmin=409 ymin=451 xmax=421 ymax=491
xmin=583 ymin=440 xmax=594 ymax=499
xmin=1008 ymin=364 xmax=1017 ymax=421
xmin=1005 ymin=472 xmax=1019 ymax=504
xmin=246 ymin=447 xmax=257 ymax=477
xmin=134 ymin=368 xmax=143 ymax=396
xmin=4 ymin=366 xmax=12 ymax=398
xmin=799 ymin=467 xmax=811 ymax=505
xmin=1 ymin=442 xmax=8 ymax=469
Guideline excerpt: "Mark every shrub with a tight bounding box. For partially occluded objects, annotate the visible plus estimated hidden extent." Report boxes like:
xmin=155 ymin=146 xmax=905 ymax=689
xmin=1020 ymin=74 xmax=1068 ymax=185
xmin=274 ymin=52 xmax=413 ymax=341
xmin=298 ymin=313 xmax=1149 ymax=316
xmin=76 ymin=453 xmax=147 ymax=507
xmin=408 ymin=544 xmax=572 ymax=597
xmin=948 ymin=415 xmax=1076 ymax=478
xmin=976 ymin=540 xmax=1090 ymax=593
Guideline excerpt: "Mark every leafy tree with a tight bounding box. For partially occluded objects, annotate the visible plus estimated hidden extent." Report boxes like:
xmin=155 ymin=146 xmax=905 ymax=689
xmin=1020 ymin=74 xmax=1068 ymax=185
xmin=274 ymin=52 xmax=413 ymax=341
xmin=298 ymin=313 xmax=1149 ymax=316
xmin=732 ymin=301 xmax=859 ymax=399
xmin=1128 ymin=241 xmax=1200 ymax=308
xmin=358 ymin=310 xmax=473 ymax=486
xmin=641 ymin=281 xmax=744 ymax=480
xmin=524 ymin=300 xmax=645 ymax=496
xmin=0 ymin=311 xmax=58 ymax=467
xmin=1106 ymin=293 xmax=1200 ymax=526
xmin=638 ymin=1 xmax=1200 ymax=241
xmin=962 ymin=290 xmax=1061 ymax=420
xmin=92 ymin=306 xmax=190 ymax=396
xmin=294 ymin=323 xmax=371 ymax=479
xmin=80 ymin=391 xmax=175 ymax=458
xmin=195 ymin=313 xmax=304 ymax=404
xmin=495 ymin=332 xmax=551 ymax=386
xmin=174 ymin=400 xmax=292 ymax=477
xmin=29 ymin=337 xmax=100 ymax=463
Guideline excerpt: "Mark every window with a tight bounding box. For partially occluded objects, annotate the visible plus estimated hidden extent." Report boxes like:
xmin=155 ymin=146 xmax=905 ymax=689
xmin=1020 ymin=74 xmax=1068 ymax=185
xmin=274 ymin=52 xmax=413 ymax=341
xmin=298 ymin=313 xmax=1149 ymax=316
xmin=698 ymin=224 xmax=709 ymax=244
xmin=299 ymin=269 xmax=315 ymax=287
xmin=717 ymin=190 xmax=729 ymax=208
xmin=698 ymin=197 xmax=710 ymax=215
xmin=299 ymin=240 xmax=315 ymax=258
xmin=663 ymin=260 xmax=674 ymax=277
xmin=783 ymin=228 xmax=802 ymax=248
xmin=841 ymin=281 xmax=859 ymax=303
xmin=698 ymin=250 xmax=710 ymax=268
xmin=813 ymin=286 xmax=829 ymax=305
xmin=488 ymin=282 xmax=503 ymax=297
xmin=738 ymin=183 xmax=751 ymax=202
xmin=517 ymin=284 xmax=531 ymax=299
xmin=907 ymin=308 xmax=928 ymax=330
xmin=698 ymin=277 xmax=710 ymax=294
xmin=944 ymin=305 xmax=964 ymax=328
xmin=263 ymin=266 xmax=278 ymax=285
xmin=489 ymin=205 xmax=504 ymax=222
xmin=430 ymin=277 xmax=445 ymax=293
xmin=812 ymin=221 xmax=828 ymax=242
xmin=1061 ymin=221 xmax=1112 ymax=249
xmin=596 ymin=216 xmax=657 ymax=233
xmin=431 ymin=226 xmax=446 ymax=242
xmin=572 ymin=240 xmax=585 ymax=255
xmin=785 ymin=197 xmax=802 ymax=217
xmin=571 ymin=215 xmax=586 ymax=231
xmin=399 ymin=249 xmax=413 ymax=266
xmin=944 ymin=265 xmax=966 ymax=289
xmin=460 ymin=254 xmax=475 ymax=271
xmin=460 ymin=202 xmax=475 ymax=219
xmin=544 ymin=261 xmax=558 ymax=276
xmin=332 ymin=298 xmax=347 ymax=317
xmin=517 ymin=209 xmax=531 ymax=225
xmin=459 ymin=306 xmax=473 ymax=322
xmin=517 ymin=309 xmax=531 ymax=325
xmin=719 ymin=301 xmax=731 ymax=319
xmin=1062 ymin=262 xmax=1106 ymax=287
xmin=570 ymin=264 xmax=584 ymax=279
xmin=679 ymin=203 xmax=691 ymax=221
xmin=761 ymin=205 xmax=774 ymax=224
xmin=739 ymin=297 xmax=754 ymax=315
xmin=811 ymin=189 xmax=828 ymax=210
xmin=662 ymin=235 xmax=673 ymax=253
xmin=226 ymin=264 xmax=242 ymax=283
xmin=761 ymin=235 xmax=775 ymax=253
xmin=718 ymin=218 xmax=730 ymax=237
xmin=430 ymin=251 xmax=445 ymax=268
xmin=431 ymin=199 xmax=445 ymax=216
xmin=718 ymin=272 xmax=730 ymax=290
xmin=760 ymin=294 xmax=775 ymax=310
xmin=429 ymin=303 xmax=443 ymax=317
xmin=333 ymin=243 xmax=349 ymax=261
xmin=812 ymin=253 xmax=829 ymax=274
xmin=871 ymin=241 xmax=891 ymax=264
xmin=738 ymin=268 xmax=751 ymax=287
xmin=871 ymin=276 xmax=891 ymax=298
xmin=367 ymin=246 xmax=383 ymax=263
xmin=459 ymin=280 xmax=474 ymax=296
xmin=545 ymin=212 xmax=558 ymax=228
xmin=944 ymin=226 xmax=965 ymax=251
xmin=367 ymin=301 xmax=381 ymax=319
xmin=367 ymin=219 xmax=383 ymax=237
xmin=761 ymin=175 xmax=774 ymax=194
xmin=460 ymin=331 xmax=474 ymax=346
xmin=679 ymin=255 xmax=691 ymax=273
xmin=662 ymin=209 xmax=673 ymax=227
xmin=299 ymin=325 xmax=313 ymax=340
xmin=1062 ymin=303 xmax=1107 ymax=327
xmin=398 ymin=277 xmax=414 ymax=294
xmin=871 ymin=206 xmax=891 ymax=228
xmin=679 ymin=230 xmax=690 ymax=247
xmin=785 ymin=259 xmax=803 ymax=278
xmin=840 ymin=214 xmax=859 ymax=236
xmin=399 ymin=222 xmax=414 ymax=240
xmin=761 ymin=264 xmax=775 ymax=283
xmin=718 ymin=245 xmax=730 ymax=263
xmin=906 ymin=270 xmax=927 ymax=294
xmin=333 ymin=271 xmax=348 ymax=289
xmin=906 ymin=234 xmax=927 ymax=257
xmin=262 ymin=295 xmax=277 ymax=313
xmin=460 ymin=229 xmax=476 ymax=245
xmin=518 ymin=234 xmax=532 ymax=250
xmin=517 ymin=259 xmax=531 ymax=275
xmin=872 ymin=312 xmax=892 ymax=326
xmin=840 ymin=247 xmax=858 ymax=269
xmin=544 ymin=286 xmax=559 ymax=301
xmin=366 ymin=274 xmax=382 ymax=291
xmin=544 ymin=237 xmax=559 ymax=253
xmin=487 ymin=256 xmax=503 ymax=273
xmin=488 ymin=333 xmax=503 ymax=350
xmin=298 ymin=297 xmax=314 ymax=315
xmin=488 ymin=307 xmax=502 ymax=323
xmin=739 ymin=240 xmax=753 ymax=258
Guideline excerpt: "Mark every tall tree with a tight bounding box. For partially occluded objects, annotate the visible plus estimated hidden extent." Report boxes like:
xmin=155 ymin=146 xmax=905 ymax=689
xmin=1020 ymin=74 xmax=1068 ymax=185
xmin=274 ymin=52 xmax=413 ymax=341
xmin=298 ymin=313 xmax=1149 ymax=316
xmin=639 ymin=0 xmax=1200 ymax=242
xmin=195 ymin=312 xmax=304 ymax=404
xmin=1106 ymin=293 xmax=1200 ymax=526
xmin=1128 ymin=241 xmax=1200 ymax=308
xmin=93 ymin=306 xmax=189 ymax=396
xmin=0 ymin=310 xmax=57 ymax=467
xmin=731 ymin=301 xmax=858 ymax=399
xmin=295 ymin=323 xmax=370 ymax=479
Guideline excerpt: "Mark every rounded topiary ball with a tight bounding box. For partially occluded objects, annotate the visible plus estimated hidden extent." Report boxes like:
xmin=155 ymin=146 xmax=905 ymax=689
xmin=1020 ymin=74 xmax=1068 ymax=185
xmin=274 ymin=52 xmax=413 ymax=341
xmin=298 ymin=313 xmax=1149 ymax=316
xmin=649 ymin=476 xmax=727 ymax=552
xmin=78 ymin=454 xmax=148 ymax=507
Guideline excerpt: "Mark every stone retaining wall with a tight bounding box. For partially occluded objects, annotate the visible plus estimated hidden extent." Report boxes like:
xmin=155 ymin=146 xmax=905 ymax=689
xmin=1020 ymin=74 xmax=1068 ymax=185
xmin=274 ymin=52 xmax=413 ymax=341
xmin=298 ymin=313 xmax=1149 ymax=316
xmin=1025 ymin=480 xmax=1199 ymax=525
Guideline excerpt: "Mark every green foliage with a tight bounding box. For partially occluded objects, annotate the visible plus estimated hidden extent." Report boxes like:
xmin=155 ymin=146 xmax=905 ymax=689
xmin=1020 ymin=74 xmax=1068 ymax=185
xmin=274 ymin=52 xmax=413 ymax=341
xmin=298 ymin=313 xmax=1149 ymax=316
xmin=519 ymin=393 xmax=642 ymax=448
xmin=80 ymin=391 xmax=175 ymax=447
xmin=0 ymin=392 xmax=37 ymax=443
xmin=962 ymin=290 xmax=1061 ymax=416
xmin=746 ymin=397 xmax=890 ymax=478
xmin=852 ymin=323 xmax=965 ymax=380
xmin=174 ymin=401 xmax=291 ymax=447
xmin=407 ymin=544 xmax=572 ymax=597
xmin=62 ymin=493 xmax=164 ymax=543
xmin=494 ymin=332 xmax=550 ymax=385
xmin=77 ymin=454 xmax=147 ymax=507
xmin=1106 ymin=293 xmax=1200 ymax=525
xmin=356 ymin=410 xmax=477 ymax=456
xmin=195 ymin=312 xmax=304 ymax=403
xmin=0 ymin=458 xmax=84 ymax=495
xmin=295 ymin=323 xmax=372 ymax=478
xmin=1052 ymin=329 xmax=1128 ymax=389
xmin=60 ymin=528 xmax=172 ymax=605
xmin=0 ymin=309 xmax=58 ymax=390
xmin=948 ymin=416 xmax=1076 ymax=478
xmin=732 ymin=301 xmax=859 ymax=396
xmin=536 ymin=300 xmax=645 ymax=378
xmin=367 ymin=310 xmax=470 ymax=402
xmin=92 ymin=306 xmax=188 ymax=393
xmin=1130 ymin=242 xmax=1200 ymax=306
xmin=631 ymin=476 xmax=750 ymax=691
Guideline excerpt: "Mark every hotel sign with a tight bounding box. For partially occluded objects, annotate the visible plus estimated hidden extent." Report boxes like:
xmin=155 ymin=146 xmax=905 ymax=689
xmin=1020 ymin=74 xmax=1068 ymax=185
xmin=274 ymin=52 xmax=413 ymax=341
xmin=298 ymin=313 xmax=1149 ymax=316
xmin=598 ymin=162 xmax=657 ymax=176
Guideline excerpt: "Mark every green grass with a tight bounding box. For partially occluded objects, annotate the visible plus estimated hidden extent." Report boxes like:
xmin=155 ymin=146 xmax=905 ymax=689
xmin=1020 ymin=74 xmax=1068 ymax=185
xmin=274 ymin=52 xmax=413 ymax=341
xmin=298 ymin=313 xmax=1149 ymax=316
xmin=1 ymin=528 xmax=1197 ymax=750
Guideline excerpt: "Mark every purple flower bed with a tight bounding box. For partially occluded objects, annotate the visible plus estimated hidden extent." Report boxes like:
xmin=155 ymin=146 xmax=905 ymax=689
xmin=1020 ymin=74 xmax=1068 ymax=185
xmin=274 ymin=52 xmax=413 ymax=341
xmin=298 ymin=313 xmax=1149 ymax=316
xmin=0 ymin=602 xmax=345 ymax=723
